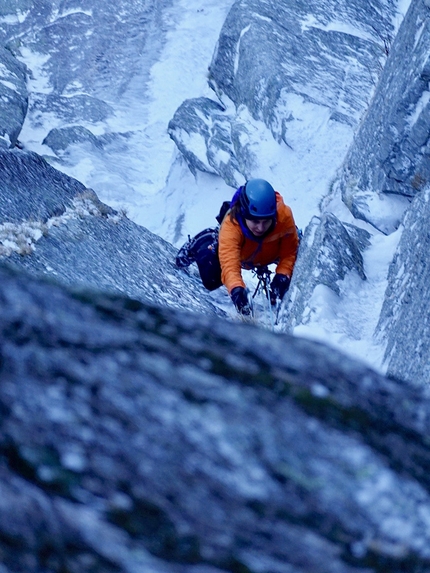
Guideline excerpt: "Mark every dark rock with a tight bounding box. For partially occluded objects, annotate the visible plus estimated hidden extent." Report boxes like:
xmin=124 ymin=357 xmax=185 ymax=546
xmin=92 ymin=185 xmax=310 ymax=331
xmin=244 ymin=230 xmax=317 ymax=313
xmin=168 ymin=97 xmax=244 ymax=187
xmin=1 ymin=264 xmax=430 ymax=572
xmin=0 ymin=148 xmax=86 ymax=223
xmin=0 ymin=46 xmax=28 ymax=147
xmin=43 ymin=126 xmax=102 ymax=154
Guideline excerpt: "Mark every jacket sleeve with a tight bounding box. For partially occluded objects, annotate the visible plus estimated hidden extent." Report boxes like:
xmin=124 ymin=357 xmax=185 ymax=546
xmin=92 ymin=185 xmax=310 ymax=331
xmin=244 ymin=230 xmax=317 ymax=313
xmin=275 ymin=207 xmax=299 ymax=277
xmin=218 ymin=217 xmax=246 ymax=293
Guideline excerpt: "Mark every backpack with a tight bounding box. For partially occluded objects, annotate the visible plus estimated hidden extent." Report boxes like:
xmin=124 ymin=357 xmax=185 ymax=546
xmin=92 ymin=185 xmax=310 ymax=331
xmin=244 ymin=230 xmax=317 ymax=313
xmin=191 ymin=201 xmax=231 ymax=291
xmin=216 ymin=200 xmax=231 ymax=224
xmin=176 ymin=227 xmax=222 ymax=291
xmin=175 ymin=199 xmax=234 ymax=291
xmin=194 ymin=228 xmax=222 ymax=291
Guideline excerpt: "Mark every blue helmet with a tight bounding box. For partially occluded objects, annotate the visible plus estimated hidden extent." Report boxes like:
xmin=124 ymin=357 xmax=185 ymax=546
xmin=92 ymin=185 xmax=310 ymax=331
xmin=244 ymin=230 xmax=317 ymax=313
xmin=239 ymin=179 xmax=277 ymax=219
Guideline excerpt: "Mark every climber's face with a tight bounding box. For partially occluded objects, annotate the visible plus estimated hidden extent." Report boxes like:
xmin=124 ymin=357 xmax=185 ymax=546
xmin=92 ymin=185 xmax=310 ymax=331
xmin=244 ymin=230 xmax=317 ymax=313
xmin=245 ymin=218 xmax=272 ymax=236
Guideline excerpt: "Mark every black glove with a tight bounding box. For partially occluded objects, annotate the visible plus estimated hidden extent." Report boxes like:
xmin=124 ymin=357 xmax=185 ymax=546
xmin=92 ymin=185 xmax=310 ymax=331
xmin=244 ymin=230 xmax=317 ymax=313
xmin=270 ymin=274 xmax=290 ymax=305
xmin=230 ymin=287 xmax=251 ymax=316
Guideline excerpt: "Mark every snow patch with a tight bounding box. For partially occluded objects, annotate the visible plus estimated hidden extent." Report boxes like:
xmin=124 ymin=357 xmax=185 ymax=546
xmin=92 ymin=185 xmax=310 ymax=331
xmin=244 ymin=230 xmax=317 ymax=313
xmin=300 ymin=15 xmax=376 ymax=42
xmin=293 ymin=227 xmax=402 ymax=373
xmin=0 ymin=79 xmax=18 ymax=91
xmin=0 ymin=194 xmax=122 ymax=257
xmin=234 ymin=24 xmax=251 ymax=75
xmin=407 ymin=84 xmax=430 ymax=127
xmin=0 ymin=10 xmax=30 ymax=25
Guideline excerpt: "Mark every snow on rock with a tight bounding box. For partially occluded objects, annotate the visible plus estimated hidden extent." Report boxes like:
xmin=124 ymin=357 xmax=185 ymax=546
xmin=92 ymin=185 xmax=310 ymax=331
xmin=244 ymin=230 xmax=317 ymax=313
xmin=169 ymin=0 xmax=397 ymax=182
xmin=0 ymin=148 xmax=223 ymax=317
xmin=280 ymin=213 xmax=371 ymax=331
xmin=0 ymin=45 xmax=27 ymax=147
xmin=168 ymin=96 xmax=244 ymax=187
xmin=337 ymin=0 xmax=430 ymax=231
xmin=376 ymin=186 xmax=430 ymax=385
xmin=1 ymin=0 xmax=429 ymax=385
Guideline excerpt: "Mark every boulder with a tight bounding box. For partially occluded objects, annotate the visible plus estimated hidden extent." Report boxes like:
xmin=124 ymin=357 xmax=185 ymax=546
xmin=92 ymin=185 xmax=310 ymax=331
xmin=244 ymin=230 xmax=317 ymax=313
xmin=1 ymin=264 xmax=430 ymax=572
xmin=168 ymin=97 xmax=244 ymax=187
xmin=43 ymin=126 xmax=102 ymax=155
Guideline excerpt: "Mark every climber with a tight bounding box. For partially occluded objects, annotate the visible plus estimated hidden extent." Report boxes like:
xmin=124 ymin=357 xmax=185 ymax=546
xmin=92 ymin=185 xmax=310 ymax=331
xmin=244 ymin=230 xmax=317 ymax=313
xmin=175 ymin=178 xmax=299 ymax=316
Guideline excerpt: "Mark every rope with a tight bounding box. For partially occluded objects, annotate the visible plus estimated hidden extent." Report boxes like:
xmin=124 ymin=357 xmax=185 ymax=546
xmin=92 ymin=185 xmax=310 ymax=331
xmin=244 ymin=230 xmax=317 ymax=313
xmin=250 ymin=266 xmax=276 ymax=331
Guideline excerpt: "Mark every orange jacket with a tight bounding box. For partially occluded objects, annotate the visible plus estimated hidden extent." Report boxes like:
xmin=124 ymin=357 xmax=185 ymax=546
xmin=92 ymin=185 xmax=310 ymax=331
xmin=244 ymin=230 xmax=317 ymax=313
xmin=218 ymin=192 xmax=299 ymax=293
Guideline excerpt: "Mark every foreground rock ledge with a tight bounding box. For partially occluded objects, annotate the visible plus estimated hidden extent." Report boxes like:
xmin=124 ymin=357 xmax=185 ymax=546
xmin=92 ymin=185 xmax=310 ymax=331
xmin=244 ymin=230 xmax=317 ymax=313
xmin=1 ymin=265 xmax=430 ymax=573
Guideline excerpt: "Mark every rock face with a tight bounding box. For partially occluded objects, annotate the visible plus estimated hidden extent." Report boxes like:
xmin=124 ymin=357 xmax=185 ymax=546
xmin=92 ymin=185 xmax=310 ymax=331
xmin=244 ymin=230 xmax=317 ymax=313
xmin=0 ymin=148 xmax=86 ymax=222
xmin=330 ymin=0 xmax=430 ymax=383
xmin=0 ymin=0 xmax=168 ymax=156
xmin=0 ymin=46 xmax=27 ymax=147
xmin=168 ymin=97 xmax=244 ymax=187
xmin=209 ymin=0 xmax=394 ymax=128
xmin=169 ymin=0 xmax=430 ymax=386
xmin=376 ymin=187 xmax=430 ymax=384
xmin=0 ymin=0 xmax=429 ymax=388
xmin=168 ymin=0 xmax=397 ymax=183
xmin=0 ymin=148 xmax=223 ymax=317
xmin=0 ymin=0 xmax=163 ymax=100
xmin=338 ymin=0 xmax=430 ymax=233
xmin=2 ymin=264 xmax=430 ymax=573
xmin=281 ymin=214 xmax=371 ymax=329
xmin=1 ymin=0 xmax=430 ymax=570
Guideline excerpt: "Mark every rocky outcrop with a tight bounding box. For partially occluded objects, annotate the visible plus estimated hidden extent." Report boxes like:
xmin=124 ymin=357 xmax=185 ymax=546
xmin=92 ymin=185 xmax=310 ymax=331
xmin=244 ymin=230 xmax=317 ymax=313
xmin=0 ymin=0 xmax=167 ymax=161
xmin=0 ymin=0 xmax=162 ymax=101
xmin=170 ymin=0 xmax=430 ymax=387
xmin=328 ymin=0 xmax=430 ymax=382
xmin=1 ymin=264 xmax=430 ymax=573
xmin=168 ymin=0 xmax=397 ymax=183
xmin=208 ymin=0 xmax=394 ymax=128
xmin=281 ymin=214 xmax=371 ymax=329
xmin=0 ymin=148 xmax=85 ymax=222
xmin=0 ymin=148 xmax=222 ymax=317
xmin=376 ymin=187 xmax=430 ymax=384
xmin=3 ymin=0 xmax=429 ymax=389
xmin=42 ymin=126 xmax=103 ymax=155
xmin=168 ymin=97 xmax=244 ymax=187
xmin=2 ymin=1 xmax=430 ymax=569
xmin=0 ymin=46 xmax=27 ymax=147
xmin=338 ymin=0 xmax=430 ymax=233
